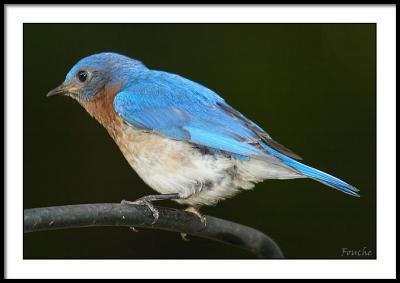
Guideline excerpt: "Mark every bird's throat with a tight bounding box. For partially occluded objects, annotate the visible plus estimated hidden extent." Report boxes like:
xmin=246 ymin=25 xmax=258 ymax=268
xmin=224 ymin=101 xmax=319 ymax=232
xmin=80 ymin=82 xmax=123 ymax=139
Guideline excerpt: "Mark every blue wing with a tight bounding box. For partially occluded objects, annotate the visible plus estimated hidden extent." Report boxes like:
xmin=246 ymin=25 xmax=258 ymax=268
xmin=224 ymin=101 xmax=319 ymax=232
xmin=113 ymin=70 xmax=359 ymax=196
xmin=113 ymin=71 xmax=301 ymax=161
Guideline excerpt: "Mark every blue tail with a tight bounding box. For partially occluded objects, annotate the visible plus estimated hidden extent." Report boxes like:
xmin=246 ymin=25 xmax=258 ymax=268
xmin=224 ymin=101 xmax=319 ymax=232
xmin=261 ymin=143 xmax=359 ymax=197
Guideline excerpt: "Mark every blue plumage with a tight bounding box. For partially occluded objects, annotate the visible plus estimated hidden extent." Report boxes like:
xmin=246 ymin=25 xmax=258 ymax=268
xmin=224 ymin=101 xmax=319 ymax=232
xmin=49 ymin=52 xmax=359 ymax=207
xmin=259 ymin=143 xmax=359 ymax=196
xmin=113 ymin=68 xmax=358 ymax=197
xmin=113 ymin=71 xmax=268 ymax=158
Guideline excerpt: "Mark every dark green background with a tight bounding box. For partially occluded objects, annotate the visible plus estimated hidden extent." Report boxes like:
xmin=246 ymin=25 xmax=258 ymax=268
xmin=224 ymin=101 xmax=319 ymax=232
xmin=23 ymin=24 xmax=376 ymax=259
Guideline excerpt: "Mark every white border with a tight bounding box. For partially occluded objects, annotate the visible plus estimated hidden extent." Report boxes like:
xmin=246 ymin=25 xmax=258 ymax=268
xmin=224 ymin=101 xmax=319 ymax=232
xmin=5 ymin=5 xmax=396 ymax=279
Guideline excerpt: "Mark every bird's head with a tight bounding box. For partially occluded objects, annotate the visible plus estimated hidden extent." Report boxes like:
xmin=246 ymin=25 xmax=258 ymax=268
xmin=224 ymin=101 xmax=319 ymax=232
xmin=47 ymin=52 xmax=146 ymax=103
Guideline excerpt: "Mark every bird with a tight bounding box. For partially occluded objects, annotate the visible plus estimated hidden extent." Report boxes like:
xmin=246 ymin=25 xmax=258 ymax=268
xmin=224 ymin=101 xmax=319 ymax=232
xmin=47 ymin=52 xmax=359 ymax=222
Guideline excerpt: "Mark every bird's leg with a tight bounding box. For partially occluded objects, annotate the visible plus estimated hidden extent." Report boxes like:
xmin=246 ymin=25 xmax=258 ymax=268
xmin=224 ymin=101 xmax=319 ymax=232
xmin=121 ymin=193 xmax=180 ymax=224
xmin=180 ymin=206 xmax=206 ymax=241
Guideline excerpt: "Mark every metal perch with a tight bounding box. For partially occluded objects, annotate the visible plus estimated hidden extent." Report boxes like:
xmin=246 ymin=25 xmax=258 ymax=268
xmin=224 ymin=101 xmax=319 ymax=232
xmin=24 ymin=203 xmax=284 ymax=259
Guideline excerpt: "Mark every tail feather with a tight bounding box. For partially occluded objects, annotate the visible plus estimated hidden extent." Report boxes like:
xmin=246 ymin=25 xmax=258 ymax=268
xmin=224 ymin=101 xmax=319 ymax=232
xmin=283 ymin=158 xmax=360 ymax=197
xmin=261 ymin=143 xmax=359 ymax=197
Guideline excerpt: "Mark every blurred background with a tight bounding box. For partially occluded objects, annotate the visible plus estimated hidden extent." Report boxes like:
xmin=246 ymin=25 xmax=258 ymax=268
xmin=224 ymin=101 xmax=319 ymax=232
xmin=23 ymin=24 xmax=376 ymax=259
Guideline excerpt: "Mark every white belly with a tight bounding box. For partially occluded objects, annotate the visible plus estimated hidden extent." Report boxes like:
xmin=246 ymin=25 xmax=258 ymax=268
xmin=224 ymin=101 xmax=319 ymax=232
xmin=113 ymin=123 xmax=303 ymax=207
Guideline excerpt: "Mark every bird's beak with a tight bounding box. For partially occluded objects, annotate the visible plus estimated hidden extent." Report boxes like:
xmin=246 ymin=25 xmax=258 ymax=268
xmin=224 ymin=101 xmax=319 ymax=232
xmin=46 ymin=84 xmax=79 ymax=97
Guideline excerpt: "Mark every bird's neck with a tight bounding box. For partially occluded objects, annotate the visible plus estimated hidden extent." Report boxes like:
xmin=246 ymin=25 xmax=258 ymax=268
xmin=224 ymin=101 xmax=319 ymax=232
xmin=80 ymin=82 xmax=123 ymax=139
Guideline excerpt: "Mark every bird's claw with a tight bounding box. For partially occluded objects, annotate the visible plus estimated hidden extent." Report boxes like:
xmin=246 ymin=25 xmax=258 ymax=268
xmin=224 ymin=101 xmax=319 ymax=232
xmin=180 ymin=232 xmax=190 ymax=241
xmin=129 ymin=226 xmax=139 ymax=232
xmin=185 ymin=206 xmax=206 ymax=226
xmin=121 ymin=198 xmax=160 ymax=224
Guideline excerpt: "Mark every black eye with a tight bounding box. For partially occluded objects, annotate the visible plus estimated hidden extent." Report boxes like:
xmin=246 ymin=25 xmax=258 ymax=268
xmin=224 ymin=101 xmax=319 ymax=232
xmin=77 ymin=70 xmax=88 ymax=82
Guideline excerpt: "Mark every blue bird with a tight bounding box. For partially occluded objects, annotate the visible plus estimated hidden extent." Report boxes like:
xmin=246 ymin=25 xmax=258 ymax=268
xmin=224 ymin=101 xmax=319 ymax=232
xmin=47 ymin=52 xmax=359 ymax=221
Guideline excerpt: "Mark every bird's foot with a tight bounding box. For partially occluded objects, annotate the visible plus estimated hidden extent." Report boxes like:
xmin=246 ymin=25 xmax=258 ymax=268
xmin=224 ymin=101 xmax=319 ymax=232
xmin=185 ymin=206 xmax=206 ymax=225
xmin=121 ymin=198 xmax=160 ymax=224
xmin=121 ymin=193 xmax=180 ymax=225
xmin=129 ymin=226 xmax=139 ymax=232
xmin=180 ymin=233 xmax=190 ymax=241
xmin=180 ymin=207 xmax=206 ymax=241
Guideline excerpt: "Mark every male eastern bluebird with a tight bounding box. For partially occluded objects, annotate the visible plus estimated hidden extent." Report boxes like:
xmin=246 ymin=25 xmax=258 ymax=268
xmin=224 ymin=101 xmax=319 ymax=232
xmin=47 ymin=52 xmax=358 ymax=221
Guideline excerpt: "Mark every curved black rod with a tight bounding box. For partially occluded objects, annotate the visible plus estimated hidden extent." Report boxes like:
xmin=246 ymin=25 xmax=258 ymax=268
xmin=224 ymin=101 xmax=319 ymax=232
xmin=24 ymin=203 xmax=284 ymax=259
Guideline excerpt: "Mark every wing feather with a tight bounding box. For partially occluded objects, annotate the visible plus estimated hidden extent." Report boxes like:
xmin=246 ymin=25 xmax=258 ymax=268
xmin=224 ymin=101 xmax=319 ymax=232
xmin=113 ymin=71 xmax=301 ymax=160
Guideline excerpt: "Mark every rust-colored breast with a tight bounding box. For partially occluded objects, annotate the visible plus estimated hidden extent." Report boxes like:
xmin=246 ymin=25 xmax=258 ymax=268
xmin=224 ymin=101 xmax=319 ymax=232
xmin=80 ymin=82 xmax=123 ymax=139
